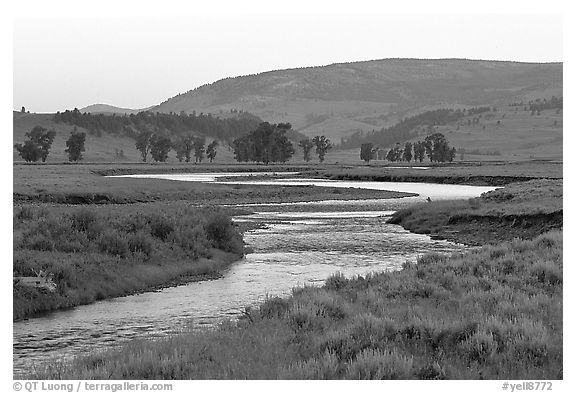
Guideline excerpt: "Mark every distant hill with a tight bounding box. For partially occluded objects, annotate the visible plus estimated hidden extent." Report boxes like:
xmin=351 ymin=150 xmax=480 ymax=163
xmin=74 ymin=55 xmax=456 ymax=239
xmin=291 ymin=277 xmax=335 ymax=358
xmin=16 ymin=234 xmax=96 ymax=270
xmin=152 ymin=58 xmax=562 ymax=142
xmin=79 ymin=104 xmax=152 ymax=115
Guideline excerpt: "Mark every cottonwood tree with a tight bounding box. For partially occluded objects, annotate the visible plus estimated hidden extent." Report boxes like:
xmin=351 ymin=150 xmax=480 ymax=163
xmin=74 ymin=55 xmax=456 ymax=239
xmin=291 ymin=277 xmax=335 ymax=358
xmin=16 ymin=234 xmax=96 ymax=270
xmin=402 ymin=142 xmax=413 ymax=162
xmin=135 ymin=130 xmax=154 ymax=162
xmin=385 ymin=143 xmax=403 ymax=162
xmin=298 ymin=138 xmax=314 ymax=162
xmin=193 ymin=136 xmax=206 ymax=163
xmin=206 ymin=140 xmax=218 ymax=162
xmin=65 ymin=126 xmax=86 ymax=162
xmin=312 ymin=135 xmax=332 ymax=163
xmin=174 ymin=135 xmax=194 ymax=162
xmin=424 ymin=133 xmax=452 ymax=162
xmin=413 ymin=141 xmax=426 ymax=162
xmin=360 ymin=143 xmax=376 ymax=163
xmin=150 ymin=134 xmax=172 ymax=162
xmin=14 ymin=126 xmax=56 ymax=162
xmin=232 ymin=122 xmax=294 ymax=164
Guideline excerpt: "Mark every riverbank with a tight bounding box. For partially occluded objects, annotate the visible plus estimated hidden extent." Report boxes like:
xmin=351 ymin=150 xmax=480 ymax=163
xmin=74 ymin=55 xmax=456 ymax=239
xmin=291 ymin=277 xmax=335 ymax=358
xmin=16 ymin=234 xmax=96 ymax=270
xmin=27 ymin=231 xmax=562 ymax=379
xmin=13 ymin=204 xmax=244 ymax=321
xmin=13 ymin=163 xmax=413 ymax=204
xmin=315 ymin=160 xmax=562 ymax=186
xmin=387 ymin=179 xmax=562 ymax=246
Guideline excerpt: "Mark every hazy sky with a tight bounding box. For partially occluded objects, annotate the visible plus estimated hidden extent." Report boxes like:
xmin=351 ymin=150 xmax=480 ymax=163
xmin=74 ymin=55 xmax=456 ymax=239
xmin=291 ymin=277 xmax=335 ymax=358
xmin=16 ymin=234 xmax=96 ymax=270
xmin=13 ymin=13 xmax=562 ymax=113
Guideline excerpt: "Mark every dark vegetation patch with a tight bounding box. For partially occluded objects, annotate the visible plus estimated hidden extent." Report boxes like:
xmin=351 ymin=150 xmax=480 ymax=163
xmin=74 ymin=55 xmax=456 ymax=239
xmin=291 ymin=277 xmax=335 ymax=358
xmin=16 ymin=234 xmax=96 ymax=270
xmin=13 ymin=205 xmax=244 ymax=320
xmin=28 ymin=232 xmax=562 ymax=380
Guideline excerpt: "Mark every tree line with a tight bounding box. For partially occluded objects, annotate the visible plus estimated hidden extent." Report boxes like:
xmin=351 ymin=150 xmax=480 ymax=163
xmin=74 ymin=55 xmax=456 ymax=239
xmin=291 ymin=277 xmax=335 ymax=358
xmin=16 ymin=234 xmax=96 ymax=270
xmin=341 ymin=108 xmax=468 ymax=149
xmin=135 ymin=131 xmax=219 ymax=163
xmin=508 ymin=96 xmax=562 ymax=113
xmin=14 ymin=126 xmax=87 ymax=163
xmin=54 ymin=108 xmax=262 ymax=143
xmin=360 ymin=132 xmax=456 ymax=164
xmin=14 ymin=125 xmax=220 ymax=164
xmin=231 ymin=122 xmax=333 ymax=164
xmin=341 ymin=107 xmax=493 ymax=149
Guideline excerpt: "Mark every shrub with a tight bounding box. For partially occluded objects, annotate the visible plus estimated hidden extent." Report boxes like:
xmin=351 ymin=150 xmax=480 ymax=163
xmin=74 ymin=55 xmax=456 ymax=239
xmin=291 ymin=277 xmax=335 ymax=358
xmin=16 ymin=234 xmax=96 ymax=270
xmin=98 ymin=232 xmax=129 ymax=258
xmin=16 ymin=205 xmax=35 ymax=221
xmin=148 ymin=215 xmax=175 ymax=240
xmin=127 ymin=232 xmax=153 ymax=257
xmin=287 ymin=301 xmax=330 ymax=332
xmin=459 ymin=331 xmax=498 ymax=363
xmin=325 ymin=272 xmax=348 ymax=291
xmin=26 ymin=233 xmax=54 ymax=251
xmin=281 ymin=351 xmax=340 ymax=379
xmin=417 ymin=252 xmax=448 ymax=267
xmin=119 ymin=213 xmax=149 ymax=234
xmin=259 ymin=296 xmax=290 ymax=319
xmin=171 ymin=226 xmax=208 ymax=259
xmin=70 ymin=209 xmax=98 ymax=232
xmin=529 ymin=261 xmax=562 ymax=286
xmin=205 ymin=212 xmax=243 ymax=254
xmin=345 ymin=349 xmax=414 ymax=379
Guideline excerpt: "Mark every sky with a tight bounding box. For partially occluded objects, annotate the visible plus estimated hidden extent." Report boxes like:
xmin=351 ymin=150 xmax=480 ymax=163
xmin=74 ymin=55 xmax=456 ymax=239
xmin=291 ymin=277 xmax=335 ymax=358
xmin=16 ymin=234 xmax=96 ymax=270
xmin=12 ymin=4 xmax=563 ymax=113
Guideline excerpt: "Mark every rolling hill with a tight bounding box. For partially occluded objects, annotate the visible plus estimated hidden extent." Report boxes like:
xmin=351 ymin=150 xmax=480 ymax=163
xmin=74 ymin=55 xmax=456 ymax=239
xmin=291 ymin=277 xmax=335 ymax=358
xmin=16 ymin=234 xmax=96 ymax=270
xmin=152 ymin=58 xmax=562 ymax=142
xmin=79 ymin=104 xmax=152 ymax=115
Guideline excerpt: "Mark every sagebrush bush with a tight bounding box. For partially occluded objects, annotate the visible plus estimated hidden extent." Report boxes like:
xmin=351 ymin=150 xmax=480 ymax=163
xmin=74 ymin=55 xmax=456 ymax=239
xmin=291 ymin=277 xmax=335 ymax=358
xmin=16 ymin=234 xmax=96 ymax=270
xmin=325 ymin=272 xmax=348 ymax=290
xmin=16 ymin=205 xmax=35 ymax=220
xmin=70 ymin=209 xmax=98 ymax=232
xmin=259 ymin=296 xmax=290 ymax=319
xmin=204 ymin=211 xmax=243 ymax=254
xmin=345 ymin=349 xmax=414 ymax=379
xmin=529 ymin=261 xmax=562 ymax=286
xmin=281 ymin=351 xmax=340 ymax=379
xmin=148 ymin=214 xmax=175 ymax=240
xmin=98 ymin=231 xmax=129 ymax=258
xmin=417 ymin=252 xmax=447 ymax=266
xmin=25 ymin=233 xmax=54 ymax=251
xmin=127 ymin=232 xmax=153 ymax=257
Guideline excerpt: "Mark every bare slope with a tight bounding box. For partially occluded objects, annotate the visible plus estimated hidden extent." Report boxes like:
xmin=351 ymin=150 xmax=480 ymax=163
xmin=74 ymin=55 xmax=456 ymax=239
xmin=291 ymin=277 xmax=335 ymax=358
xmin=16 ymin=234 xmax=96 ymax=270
xmin=153 ymin=58 xmax=562 ymax=137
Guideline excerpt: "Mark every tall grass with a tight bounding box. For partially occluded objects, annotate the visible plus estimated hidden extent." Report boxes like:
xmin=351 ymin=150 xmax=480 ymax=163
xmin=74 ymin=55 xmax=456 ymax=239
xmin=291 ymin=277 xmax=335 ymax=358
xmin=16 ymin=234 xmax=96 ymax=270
xmin=13 ymin=204 xmax=244 ymax=320
xmin=27 ymin=231 xmax=562 ymax=380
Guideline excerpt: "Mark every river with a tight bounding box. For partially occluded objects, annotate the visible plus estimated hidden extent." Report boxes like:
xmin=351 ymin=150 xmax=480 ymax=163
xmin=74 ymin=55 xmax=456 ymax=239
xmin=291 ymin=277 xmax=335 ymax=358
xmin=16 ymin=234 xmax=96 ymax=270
xmin=13 ymin=173 xmax=497 ymax=376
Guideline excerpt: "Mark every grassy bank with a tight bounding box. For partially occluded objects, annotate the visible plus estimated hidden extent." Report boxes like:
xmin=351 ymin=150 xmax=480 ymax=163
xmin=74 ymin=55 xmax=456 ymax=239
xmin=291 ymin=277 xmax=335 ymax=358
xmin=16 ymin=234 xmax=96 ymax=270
xmin=13 ymin=203 xmax=244 ymax=320
xmin=13 ymin=163 xmax=412 ymax=205
xmin=387 ymin=179 xmax=562 ymax=245
xmin=317 ymin=160 xmax=562 ymax=186
xmin=28 ymin=231 xmax=562 ymax=380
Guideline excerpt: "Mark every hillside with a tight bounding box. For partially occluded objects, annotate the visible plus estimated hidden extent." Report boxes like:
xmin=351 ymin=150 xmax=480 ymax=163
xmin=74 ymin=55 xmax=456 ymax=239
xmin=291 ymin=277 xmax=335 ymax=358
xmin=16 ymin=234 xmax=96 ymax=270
xmin=13 ymin=112 xmax=242 ymax=163
xmin=79 ymin=104 xmax=152 ymax=115
xmin=13 ymin=112 xmax=141 ymax=162
xmin=152 ymin=58 xmax=562 ymax=141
